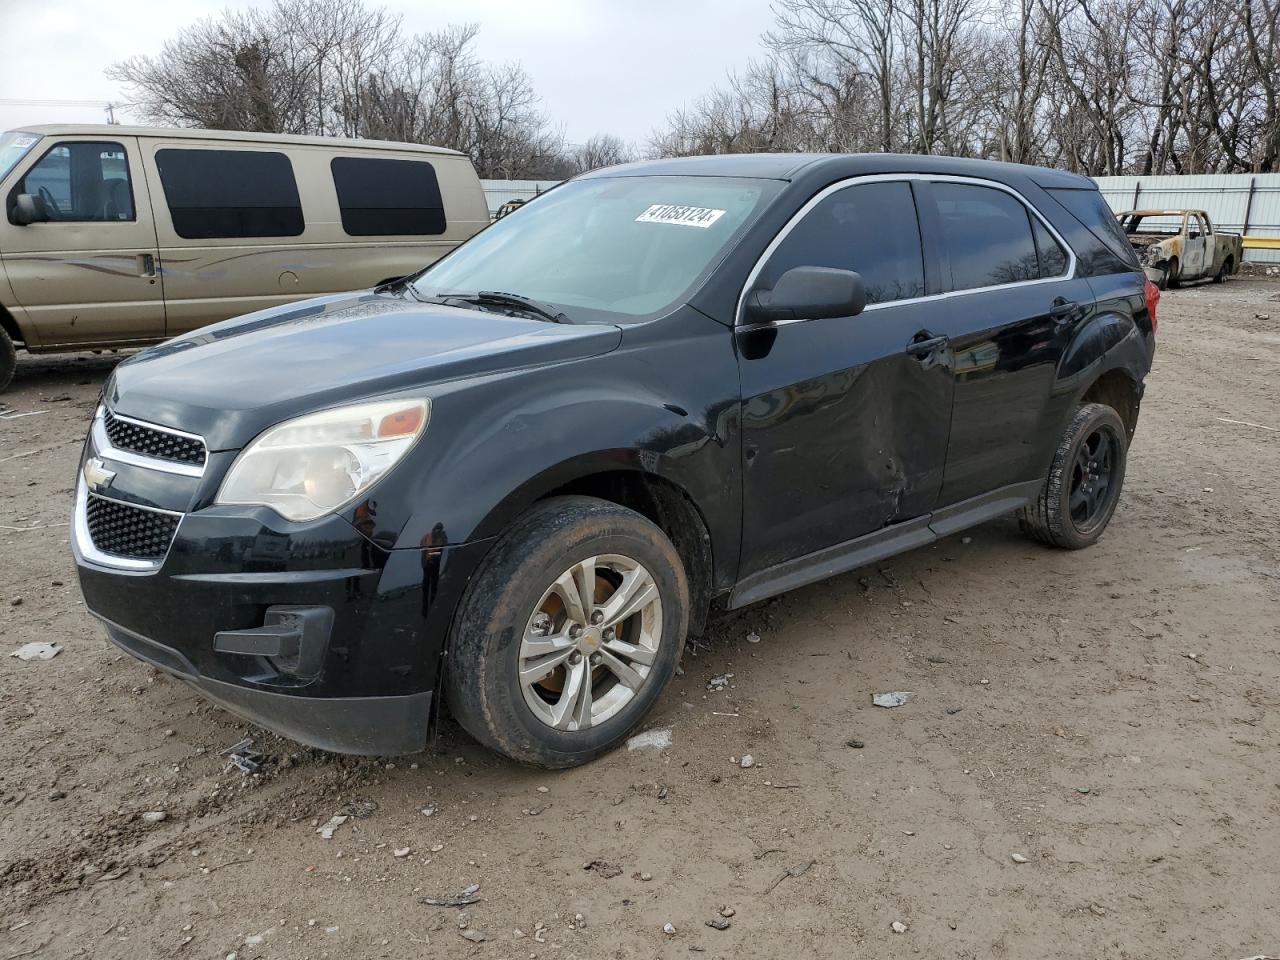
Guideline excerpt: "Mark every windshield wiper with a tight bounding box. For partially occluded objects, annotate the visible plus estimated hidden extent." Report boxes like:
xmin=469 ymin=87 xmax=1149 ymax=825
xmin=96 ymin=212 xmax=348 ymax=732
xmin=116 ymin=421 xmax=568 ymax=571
xmin=426 ymin=290 xmax=571 ymax=324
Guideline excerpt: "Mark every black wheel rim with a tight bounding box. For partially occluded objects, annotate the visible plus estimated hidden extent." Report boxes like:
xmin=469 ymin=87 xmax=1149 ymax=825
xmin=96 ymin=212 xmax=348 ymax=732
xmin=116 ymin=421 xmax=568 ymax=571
xmin=1068 ymin=426 xmax=1121 ymax=531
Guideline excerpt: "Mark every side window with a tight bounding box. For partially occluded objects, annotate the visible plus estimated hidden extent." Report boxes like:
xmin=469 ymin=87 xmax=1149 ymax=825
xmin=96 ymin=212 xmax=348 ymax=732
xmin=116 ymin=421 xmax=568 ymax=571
xmin=15 ymin=141 xmax=134 ymax=222
xmin=331 ymin=157 xmax=446 ymax=236
xmin=933 ymin=183 xmax=1039 ymax=290
xmin=759 ymin=181 xmax=924 ymax=305
xmin=1030 ymin=216 xmax=1069 ymax=278
xmin=155 ymin=149 xmax=304 ymax=240
xmin=1045 ymin=187 xmax=1139 ymax=268
xmin=1188 ymin=213 xmax=1205 ymax=239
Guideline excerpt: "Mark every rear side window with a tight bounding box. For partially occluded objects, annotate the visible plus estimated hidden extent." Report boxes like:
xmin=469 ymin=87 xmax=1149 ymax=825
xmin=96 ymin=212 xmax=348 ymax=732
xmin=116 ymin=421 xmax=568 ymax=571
xmin=1046 ymin=187 xmax=1139 ymax=268
xmin=155 ymin=149 xmax=304 ymax=240
xmin=14 ymin=141 xmax=134 ymax=222
xmin=331 ymin=157 xmax=446 ymax=236
xmin=761 ymin=181 xmax=924 ymax=305
xmin=1030 ymin=217 xmax=1069 ymax=278
xmin=933 ymin=183 xmax=1039 ymax=290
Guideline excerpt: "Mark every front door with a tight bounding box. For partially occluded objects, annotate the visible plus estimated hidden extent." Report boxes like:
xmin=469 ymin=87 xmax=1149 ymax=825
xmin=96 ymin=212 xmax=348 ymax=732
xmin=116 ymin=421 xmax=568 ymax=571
xmin=0 ymin=136 xmax=164 ymax=347
xmin=1182 ymin=212 xmax=1206 ymax=278
xmin=736 ymin=180 xmax=954 ymax=578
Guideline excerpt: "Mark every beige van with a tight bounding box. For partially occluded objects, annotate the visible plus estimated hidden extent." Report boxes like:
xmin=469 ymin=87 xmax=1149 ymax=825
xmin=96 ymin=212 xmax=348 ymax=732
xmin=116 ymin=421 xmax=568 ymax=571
xmin=0 ymin=125 xmax=489 ymax=390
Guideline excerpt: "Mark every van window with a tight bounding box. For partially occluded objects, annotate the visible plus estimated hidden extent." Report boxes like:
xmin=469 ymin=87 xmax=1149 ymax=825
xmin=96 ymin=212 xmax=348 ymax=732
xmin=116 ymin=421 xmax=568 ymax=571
xmin=1030 ymin=216 xmax=1069 ymax=278
xmin=15 ymin=141 xmax=134 ymax=222
xmin=330 ymin=157 xmax=446 ymax=236
xmin=934 ymin=183 xmax=1039 ymax=290
xmin=760 ymin=181 xmax=925 ymax=305
xmin=155 ymin=149 xmax=304 ymax=240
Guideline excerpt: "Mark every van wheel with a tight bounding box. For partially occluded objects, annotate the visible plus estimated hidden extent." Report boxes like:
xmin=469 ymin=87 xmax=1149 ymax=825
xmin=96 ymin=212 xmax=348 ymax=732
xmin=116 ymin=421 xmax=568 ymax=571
xmin=0 ymin=327 xmax=16 ymax=393
xmin=1020 ymin=403 xmax=1128 ymax=550
xmin=445 ymin=496 xmax=689 ymax=768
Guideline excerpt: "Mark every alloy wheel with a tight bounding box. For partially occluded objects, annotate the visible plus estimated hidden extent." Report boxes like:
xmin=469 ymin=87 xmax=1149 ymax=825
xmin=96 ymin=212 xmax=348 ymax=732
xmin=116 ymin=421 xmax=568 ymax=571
xmin=518 ymin=554 xmax=663 ymax=731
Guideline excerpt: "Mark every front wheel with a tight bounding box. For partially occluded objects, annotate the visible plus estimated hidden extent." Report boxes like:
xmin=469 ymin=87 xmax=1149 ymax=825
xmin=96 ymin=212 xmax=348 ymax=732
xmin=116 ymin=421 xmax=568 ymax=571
xmin=445 ymin=496 xmax=689 ymax=768
xmin=1020 ymin=403 xmax=1128 ymax=549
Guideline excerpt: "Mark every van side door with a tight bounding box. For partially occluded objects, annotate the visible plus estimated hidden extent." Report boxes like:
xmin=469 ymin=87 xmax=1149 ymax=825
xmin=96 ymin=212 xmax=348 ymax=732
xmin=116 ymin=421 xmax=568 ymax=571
xmin=140 ymin=141 xmax=308 ymax=335
xmin=1 ymin=136 xmax=163 ymax=347
xmin=916 ymin=179 xmax=1091 ymax=510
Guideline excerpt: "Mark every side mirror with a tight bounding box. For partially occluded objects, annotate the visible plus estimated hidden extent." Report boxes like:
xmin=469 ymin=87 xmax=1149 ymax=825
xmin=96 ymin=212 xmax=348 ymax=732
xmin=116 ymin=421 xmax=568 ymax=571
xmin=744 ymin=266 xmax=866 ymax=324
xmin=10 ymin=193 xmax=47 ymax=226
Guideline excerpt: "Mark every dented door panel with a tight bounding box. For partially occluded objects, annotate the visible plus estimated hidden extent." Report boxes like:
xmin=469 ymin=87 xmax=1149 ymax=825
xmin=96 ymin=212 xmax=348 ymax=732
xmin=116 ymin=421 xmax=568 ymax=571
xmin=735 ymin=300 xmax=953 ymax=577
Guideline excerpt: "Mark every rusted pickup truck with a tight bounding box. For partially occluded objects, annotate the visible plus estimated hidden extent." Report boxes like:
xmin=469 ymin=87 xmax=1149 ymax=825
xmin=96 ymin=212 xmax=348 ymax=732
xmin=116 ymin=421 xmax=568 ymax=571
xmin=1116 ymin=209 xmax=1243 ymax=289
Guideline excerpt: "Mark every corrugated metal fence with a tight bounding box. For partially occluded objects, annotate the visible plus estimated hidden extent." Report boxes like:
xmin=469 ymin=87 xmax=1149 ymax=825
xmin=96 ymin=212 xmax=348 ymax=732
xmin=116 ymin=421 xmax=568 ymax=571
xmin=1094 ymin=174 xmax=1280 ymax=264
xmin=483 ymin=174 xmax=1280 ymax=264
xmin=480 ymin=179 xmax=561 ymax=218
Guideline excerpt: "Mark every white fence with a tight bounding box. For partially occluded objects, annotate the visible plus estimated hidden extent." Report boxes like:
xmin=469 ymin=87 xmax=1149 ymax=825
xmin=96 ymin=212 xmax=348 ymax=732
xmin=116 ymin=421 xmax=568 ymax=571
xmin=483 ymin=173 xmax=1280 ymax=263
xmin=1093 ymin=174 xmax=1280 ymax=264
xmin=480 ymin=180 xmax=561 ymax=218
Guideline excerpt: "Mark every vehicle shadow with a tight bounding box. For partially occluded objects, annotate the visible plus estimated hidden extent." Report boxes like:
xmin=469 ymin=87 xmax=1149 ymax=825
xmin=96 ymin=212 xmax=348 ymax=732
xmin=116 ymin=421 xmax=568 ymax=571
xmin=8 ymin=351 xmax=129 ymax=394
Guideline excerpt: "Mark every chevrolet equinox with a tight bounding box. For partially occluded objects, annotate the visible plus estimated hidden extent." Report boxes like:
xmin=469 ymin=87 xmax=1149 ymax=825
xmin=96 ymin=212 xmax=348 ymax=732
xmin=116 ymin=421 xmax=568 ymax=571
xmin=72 ymin=154 xmax=1157 ymax=768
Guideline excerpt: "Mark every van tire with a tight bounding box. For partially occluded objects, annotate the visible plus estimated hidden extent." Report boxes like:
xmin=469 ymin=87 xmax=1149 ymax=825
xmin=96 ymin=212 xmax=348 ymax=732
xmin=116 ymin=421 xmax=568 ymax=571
xmin=0 ymin=327 xmax=16 ymax=393
xmin=1020 ymin=403 xmax=1128 ymax=550
xmin=445 ymin=496 xmax=689 ymax=768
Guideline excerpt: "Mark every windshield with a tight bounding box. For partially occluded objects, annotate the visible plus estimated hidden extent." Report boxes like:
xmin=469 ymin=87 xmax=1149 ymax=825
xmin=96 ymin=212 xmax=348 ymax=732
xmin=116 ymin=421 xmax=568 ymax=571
xmin=0 ymin=131 xmax=41 ymax=183
xmin=411 ymin=175 xmax=782 ymax=319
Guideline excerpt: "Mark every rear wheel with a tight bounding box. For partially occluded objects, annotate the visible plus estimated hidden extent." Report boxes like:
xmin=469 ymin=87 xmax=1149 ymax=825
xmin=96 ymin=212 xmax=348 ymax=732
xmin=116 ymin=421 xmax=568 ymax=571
xmin=0 ymin=327 xmax=16 ymax=393
xmin=1020 ymin=403 xmax=1128 ymax=549
xmin=1212 ymin=257 xmax=1232 ymax=283
xmin=445 ymin=496 xmax=688 ymax=768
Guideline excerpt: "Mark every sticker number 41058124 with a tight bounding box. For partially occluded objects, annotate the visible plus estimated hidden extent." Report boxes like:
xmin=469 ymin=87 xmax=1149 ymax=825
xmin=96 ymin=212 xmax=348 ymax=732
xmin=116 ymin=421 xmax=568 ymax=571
xmin=634 ymin=204 xmax=727 ymax=228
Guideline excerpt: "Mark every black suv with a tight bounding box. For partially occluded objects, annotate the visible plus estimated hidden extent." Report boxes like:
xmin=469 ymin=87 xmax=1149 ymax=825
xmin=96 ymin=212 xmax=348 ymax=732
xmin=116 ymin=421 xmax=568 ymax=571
xmin=73 ymin=154 xmax=1156 ymax=768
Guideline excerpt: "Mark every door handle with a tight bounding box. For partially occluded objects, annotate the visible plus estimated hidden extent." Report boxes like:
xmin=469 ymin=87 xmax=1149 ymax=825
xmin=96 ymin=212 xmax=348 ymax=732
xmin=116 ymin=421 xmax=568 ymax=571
xmin=905 ymin=333 xmax=949 ymax=357
xmin=1049 ymin=297 xmax=1078 ymax=320
xmin=136 ymin=253 xmax=156 ymax=277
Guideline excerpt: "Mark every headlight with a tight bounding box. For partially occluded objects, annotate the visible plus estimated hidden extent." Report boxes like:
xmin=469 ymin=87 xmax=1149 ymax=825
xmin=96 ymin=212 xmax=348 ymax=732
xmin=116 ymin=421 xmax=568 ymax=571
xmin=216 ymin=398 xmax=429 ymax=521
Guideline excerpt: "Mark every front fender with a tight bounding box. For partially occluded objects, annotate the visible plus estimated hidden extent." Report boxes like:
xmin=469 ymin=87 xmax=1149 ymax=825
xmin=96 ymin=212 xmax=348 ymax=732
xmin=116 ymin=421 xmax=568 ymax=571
xmin=341 ymin=307 xmax=743 ymax=585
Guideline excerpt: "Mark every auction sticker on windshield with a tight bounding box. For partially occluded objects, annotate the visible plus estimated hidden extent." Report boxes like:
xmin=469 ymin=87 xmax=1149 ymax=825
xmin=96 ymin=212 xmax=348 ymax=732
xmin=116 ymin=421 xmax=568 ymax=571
xmin=635 ymin=204 xmax=727 ymax=228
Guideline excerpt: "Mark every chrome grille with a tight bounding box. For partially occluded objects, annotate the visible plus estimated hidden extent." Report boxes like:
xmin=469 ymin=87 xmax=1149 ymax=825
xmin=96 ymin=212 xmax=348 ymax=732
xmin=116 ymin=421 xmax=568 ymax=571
xmin=103 ymin=409 xmax=206 ymax=467
xmin=84 ymin=493 xmax=180 ymax=560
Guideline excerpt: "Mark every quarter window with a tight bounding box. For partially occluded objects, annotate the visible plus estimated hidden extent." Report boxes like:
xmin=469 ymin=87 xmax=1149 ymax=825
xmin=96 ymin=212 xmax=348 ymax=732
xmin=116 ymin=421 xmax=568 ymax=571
xmin=331 ymin=157 xmax=446 ymax=236
xmin=760 ymin=181 xmax=925 ymax=306
xmin=155 ymin=148 xmax=304 ymax=239
xmin=1030 ymin=216 xmax=1069 ymax=278
xmin=933 ymin=183 xmax=1040 ymax=290
xmin=14 ymin=141 xmax=134 ymax=222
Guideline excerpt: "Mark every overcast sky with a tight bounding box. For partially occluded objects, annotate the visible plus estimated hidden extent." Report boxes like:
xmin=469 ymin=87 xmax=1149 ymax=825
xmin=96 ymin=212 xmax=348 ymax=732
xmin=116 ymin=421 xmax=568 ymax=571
xmin=0 ymin=0 xmax=774 ymax=144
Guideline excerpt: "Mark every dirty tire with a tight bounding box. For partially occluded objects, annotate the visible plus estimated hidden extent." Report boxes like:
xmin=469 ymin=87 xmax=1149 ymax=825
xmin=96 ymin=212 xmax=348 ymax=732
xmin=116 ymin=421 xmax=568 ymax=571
xmin=1020 ymin=403 xmax=1128 ymax=550
xmin=1164 ymin=257 xmax=1180 ymax=289
xmin=445 ymin=496 xmax=689 ymax=768
xmin=0 ymin=326 xmax=15 ymax=393
xmin=1212 ymin=257 xmax=1231 ymax=284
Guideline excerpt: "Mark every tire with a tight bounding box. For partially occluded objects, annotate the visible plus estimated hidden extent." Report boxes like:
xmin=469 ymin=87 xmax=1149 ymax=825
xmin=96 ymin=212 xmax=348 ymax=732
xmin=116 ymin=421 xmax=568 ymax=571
xmin=1212 ymin=257 xmax=1232 ymax=284
xmin=0 ymin=326 xmax=15 ymax=394
xmin=1164 ymin=257 xmax=1180 ymax=289
xmin=1020 ymin=403 xmax=1128 ymax=550
xmin=445 ymin=496 xmax=689 ymax=768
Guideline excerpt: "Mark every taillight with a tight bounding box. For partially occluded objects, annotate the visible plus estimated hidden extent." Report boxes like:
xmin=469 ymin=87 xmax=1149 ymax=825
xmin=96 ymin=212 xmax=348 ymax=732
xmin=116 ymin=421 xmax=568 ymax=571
xmin=1143 ymin=279 xmax=1160 ymax=334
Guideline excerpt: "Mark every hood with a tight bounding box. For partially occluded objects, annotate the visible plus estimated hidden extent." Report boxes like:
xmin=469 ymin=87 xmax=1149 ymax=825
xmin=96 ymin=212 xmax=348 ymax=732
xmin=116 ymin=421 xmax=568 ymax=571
xmin=106 ymin=291 xmax=622 ymax=450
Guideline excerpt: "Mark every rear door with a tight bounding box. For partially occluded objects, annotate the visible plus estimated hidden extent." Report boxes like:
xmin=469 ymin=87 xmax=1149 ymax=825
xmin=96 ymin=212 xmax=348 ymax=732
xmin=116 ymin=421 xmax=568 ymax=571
xmin=1 ymin=136 xmax=164 ymax=347
xmin=736 ymin=179 xmax=954 ymax=577
xmin=917 ymin=179 xmax=1092 ymax=506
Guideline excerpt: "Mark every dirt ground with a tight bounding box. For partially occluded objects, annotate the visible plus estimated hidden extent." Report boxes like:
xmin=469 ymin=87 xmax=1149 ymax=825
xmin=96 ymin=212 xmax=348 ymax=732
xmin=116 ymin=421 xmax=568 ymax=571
xmin=2 ymin=278 xmax=1278 ymax=960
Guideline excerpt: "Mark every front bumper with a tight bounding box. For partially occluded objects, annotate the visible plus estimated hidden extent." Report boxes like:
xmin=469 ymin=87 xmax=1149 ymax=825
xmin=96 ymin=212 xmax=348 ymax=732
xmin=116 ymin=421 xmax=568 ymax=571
xmin=98 ymin=615 xmax=433 ymax=754
xmin=71 ymin=407 xmax=491 ymax=755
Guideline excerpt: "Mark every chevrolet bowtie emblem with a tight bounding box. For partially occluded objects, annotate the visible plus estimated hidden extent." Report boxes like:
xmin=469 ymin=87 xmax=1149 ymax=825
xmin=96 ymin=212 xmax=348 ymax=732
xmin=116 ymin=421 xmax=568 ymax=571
xmin=83 ymin=457 xmax=116 ymax=493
